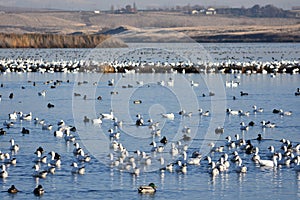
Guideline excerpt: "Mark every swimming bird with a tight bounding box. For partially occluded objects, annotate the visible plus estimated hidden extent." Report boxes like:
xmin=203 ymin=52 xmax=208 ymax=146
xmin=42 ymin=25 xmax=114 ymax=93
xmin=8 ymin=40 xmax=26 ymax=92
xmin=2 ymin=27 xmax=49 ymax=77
xmin=71 ymin=162 xmax=85 ymax=174
xmin=209 ymin=162 xmax=220 ymax=176
xmin=279 ymin=109 xmax=292 ymax=116
xmin=253 ymin=105 xmax=263 ymax=113
xmin=135 ymin=114 xmax=144 ymax=126
xmin=7 ymin=185 xmax=19 ymax=194
xmin=214 ymin=127 xmax=224 ymax=134
xmin=0 ymin=164 xmax=8 ymax=178
xmin=49 ymin=151 xmax=61 ymax=167
xmin=21 ymin=127 xmax=30 ymax=134
xmin=160 ymin=136 xmax=168 ymax=145
xmin=257 ymin=154 xmax=278 ymax=167
xmin=138 ymin=183 xmax=157 ymax=194
xmin=261 ymin=120 xmax=276 ymax=128
xmin=92 ymin=117 xmax=102 ymax=125
xmin=38 ymin=90 xmax=46 ymax=96
xmin=199 ymin=108 xmax=210 ymax=117
xmin=240 ymin=122 xmax=249 ymax=131
xmin=20 ymin=112 xmax=32 ymax=121
xmin=161 ymin=113 xmax=175 ymax=120
xmin=33 ymin=185 xmax=44 ymax=196
xmin=295 ymin=88 xmax=300 ymax=96
xmin=100 ymin=110 xmax=114 ymax=120
xmin=226 ymin=108 xmax=239 ymax=115
xmin=32 ymin=164 xmax=48 ymax=178
xmin=235 ymin=158 xmax=247 ymax=173
xmin=10 ymin=139 xmax=19 ymax=151
xmin=225 ymin=136 xmax=236 ymax=148
xmin=8 ymin=111 xmax=18 ymax=120
xmin=240 ymin=91 xmax=248 ymax=96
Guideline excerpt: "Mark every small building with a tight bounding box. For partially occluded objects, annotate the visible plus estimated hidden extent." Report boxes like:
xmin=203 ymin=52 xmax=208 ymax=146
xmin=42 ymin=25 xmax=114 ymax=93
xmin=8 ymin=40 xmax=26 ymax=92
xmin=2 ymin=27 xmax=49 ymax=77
xmin=191 ymin=10 xmax=199 ymax=15
xmin=94 ymin=10 xmax=100 ymax=14
xmin=206 ymin=8 xmax=216 ymax=15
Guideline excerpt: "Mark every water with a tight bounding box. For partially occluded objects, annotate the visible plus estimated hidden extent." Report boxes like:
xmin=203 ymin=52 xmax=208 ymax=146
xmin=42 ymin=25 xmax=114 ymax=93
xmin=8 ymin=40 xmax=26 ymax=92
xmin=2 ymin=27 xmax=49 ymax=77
xmin=0 ymin=44 xmax=300 ymax=200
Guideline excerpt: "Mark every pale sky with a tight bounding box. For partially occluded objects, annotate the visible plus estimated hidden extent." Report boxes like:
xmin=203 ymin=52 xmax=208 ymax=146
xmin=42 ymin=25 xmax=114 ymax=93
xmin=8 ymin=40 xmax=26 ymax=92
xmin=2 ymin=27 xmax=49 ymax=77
xmin=1 ymin=0 xmax=299 ymax=10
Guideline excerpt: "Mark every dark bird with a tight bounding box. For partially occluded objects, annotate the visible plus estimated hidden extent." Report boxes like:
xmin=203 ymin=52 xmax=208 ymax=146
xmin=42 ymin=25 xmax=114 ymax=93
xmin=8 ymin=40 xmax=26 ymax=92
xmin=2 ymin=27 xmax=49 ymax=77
xmin=248 ymin=121 xmax=255 ymax=126
xmin=47 ymin=103 xmax=55 ymax=108
xmin=8 ymin=185 xmax=19 ymax=194
xmin=257 ymin=134 xmax=263 ymax=141
xmin=240 ymin=91 xmax=248 ymax=96
xmin=295 ymin=88 xmax=300 ymax=96
xmin=21 ymin=127 xmax=30 ymax=134
xmin=33 ymin=185 xmax=44 ymax=196
xmin=272 ymin=109 xmax=280 ymax=114
xmin=160 ymin=136 xmax=168 ymax=145
xmin=9 ymin=93 xmax=14 ymax=99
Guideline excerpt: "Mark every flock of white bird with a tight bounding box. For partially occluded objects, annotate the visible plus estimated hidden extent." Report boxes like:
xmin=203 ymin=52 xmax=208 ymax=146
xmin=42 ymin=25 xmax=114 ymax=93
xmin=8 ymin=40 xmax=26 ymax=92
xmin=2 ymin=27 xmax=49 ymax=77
xmin=0 ymin=57 xmax=299 ymax=74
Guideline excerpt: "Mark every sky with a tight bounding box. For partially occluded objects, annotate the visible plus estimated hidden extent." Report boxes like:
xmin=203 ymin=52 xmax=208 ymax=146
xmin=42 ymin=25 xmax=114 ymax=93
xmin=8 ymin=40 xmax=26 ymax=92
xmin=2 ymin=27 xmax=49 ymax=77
xmin=1 ymin=0 xmax=299 ymax=10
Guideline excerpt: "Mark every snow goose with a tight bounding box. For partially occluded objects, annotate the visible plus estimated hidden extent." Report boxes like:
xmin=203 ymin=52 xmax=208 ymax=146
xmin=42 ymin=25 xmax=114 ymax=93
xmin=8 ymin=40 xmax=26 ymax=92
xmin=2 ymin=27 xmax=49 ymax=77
xmin=100 ymin=110 xmax=114 ymax=120
xmin=257 ymin=154 xmax=278 ymax=167
xmin=161 ymin=113 xmax=175 ymax=120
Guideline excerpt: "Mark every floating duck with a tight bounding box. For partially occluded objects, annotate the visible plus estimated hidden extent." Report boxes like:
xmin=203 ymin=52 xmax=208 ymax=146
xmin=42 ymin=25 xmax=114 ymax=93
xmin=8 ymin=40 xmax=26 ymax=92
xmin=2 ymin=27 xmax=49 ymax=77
xmin=33 ymin=185 xmax=44 ymax=196
xmin=7 ymin=185 xmax=19 ymax=194
xmin=138 ymin=183 xmax=157 ymax=194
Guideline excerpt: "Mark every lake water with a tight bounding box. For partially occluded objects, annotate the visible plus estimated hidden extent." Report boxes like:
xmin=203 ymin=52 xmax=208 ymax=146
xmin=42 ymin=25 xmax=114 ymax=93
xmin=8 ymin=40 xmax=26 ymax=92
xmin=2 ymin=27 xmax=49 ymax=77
xmin=0 ymin=43 xmax=300 ymax=200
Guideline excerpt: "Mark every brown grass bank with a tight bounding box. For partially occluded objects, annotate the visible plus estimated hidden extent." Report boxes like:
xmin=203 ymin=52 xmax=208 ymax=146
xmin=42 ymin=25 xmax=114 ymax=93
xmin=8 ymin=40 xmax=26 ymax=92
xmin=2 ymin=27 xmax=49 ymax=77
xmin=0 ymin=33 xmax=110 ymax=48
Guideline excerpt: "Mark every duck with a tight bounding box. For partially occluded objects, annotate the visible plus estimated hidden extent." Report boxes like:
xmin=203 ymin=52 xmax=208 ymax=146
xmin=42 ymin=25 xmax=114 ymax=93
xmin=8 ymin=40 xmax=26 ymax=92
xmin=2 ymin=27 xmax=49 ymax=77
xmin=261 ymin=120 xmax=276 ymax=128
xmin=138 ymin=183 xmax=157 ymax=194
xmin=235 ymin=158 xmax=247 ymax=173
xmin=38 ymin=90 xmax=46 ymax=96
xmin=266 ymin=146 xmax=275 ymax=159
xmin=8 ymin=185 xmax=19 ymax=194
xmin=8 ymin=111 xmax=18 ymax=120
xmin=225 ymin=136 xmax=236 ymax=148
xmin=0 ymin=164 xmax=8 ymax=178
xmin=76 ymin=148 xmax=91 ymax=163
xmin=49 ymin=151 xmax=61 ymax=167
xmin=3 ymin=120 xmax=14 ymax=128
xmin=10 ymin=139 xmax=19 ymax=152
xmin=199 ymin=108 xmax=210 ymax=117
xmin=240 ymin=122 xmax=249 ymax=131
xmin=160 ymin=136 xmax=168 ymax=145
xmin=214 ymin=127 xmax=224 ymax=134
xmin=21 ymin=127 xmax=30 ymax=134
xmin=32 ymin=164 xmax=48 ymax=178
xmin=226 ymin=108 xmax=239 ymax=115
xmin=256 ymin=134 xmax=263 ymax=141
xmin=295 ymin=88 xmax=300 ymax=96
xmin=4 ymin=153 xmax=17 ymax=165
xmin=251 ymin=147 xmax=260 ymax=163
xmin=20 ymin=112 xmax=32 ymax=121
xmin=108 ymin=79 xmax=114 ymax=86
xmin=33 ymin=185 xmax=44 ymax=196
xmin=135 ymin=114 xmax=144 ymax=126
xmin=240 ymin=91 xmax=248 ymax=96
xmin=253 ymin=105 xmax=263 ymax=113
xmin=71 ymin=162 xmax=85 ymax=174
xmin=279 ymin=109 xmax=292 ymax=116
xmin=209 ymin=162 xmax=220 ymax=176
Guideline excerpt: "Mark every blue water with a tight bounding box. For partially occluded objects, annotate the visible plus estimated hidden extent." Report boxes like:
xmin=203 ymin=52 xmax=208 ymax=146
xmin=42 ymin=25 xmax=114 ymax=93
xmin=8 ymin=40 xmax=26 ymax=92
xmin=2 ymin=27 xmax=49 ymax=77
xmin=0 ymin=44 xmax=300 ymax=200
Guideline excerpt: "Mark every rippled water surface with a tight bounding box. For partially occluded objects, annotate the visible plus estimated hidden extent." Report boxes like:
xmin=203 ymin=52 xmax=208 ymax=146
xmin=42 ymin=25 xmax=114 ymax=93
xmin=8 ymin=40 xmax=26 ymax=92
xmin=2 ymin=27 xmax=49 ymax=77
xmin=0 ymin=44 xmax=300 ymax=200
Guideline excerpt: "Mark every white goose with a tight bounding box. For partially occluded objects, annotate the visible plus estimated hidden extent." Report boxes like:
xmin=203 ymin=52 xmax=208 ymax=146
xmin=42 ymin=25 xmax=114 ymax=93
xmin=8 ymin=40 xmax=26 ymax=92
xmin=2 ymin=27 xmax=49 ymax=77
xmin=161 ymin=113 xmax=175 ymax=120
xmin=100 ymin=110 xmax=114 ymax=120
xmin=257 ymin=154 xmax=278 ymax=167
